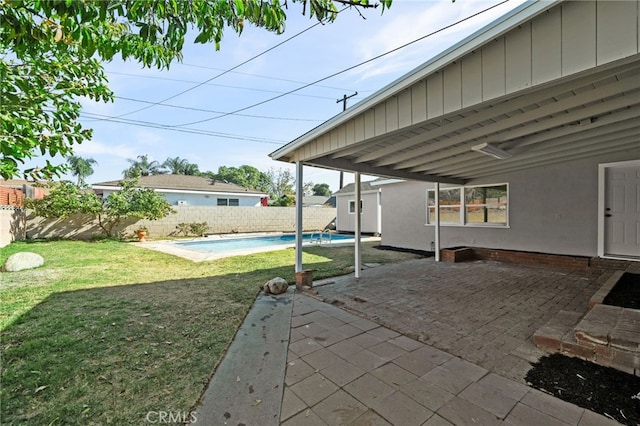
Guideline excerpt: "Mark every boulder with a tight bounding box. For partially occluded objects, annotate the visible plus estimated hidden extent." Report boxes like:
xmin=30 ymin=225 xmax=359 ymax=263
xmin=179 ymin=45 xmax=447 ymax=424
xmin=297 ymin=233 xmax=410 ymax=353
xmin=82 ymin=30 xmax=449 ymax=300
xmin=2 ymin=252 xmax=44 ymax=272
xmin=263 ymin=277 xmax=289 ymax=295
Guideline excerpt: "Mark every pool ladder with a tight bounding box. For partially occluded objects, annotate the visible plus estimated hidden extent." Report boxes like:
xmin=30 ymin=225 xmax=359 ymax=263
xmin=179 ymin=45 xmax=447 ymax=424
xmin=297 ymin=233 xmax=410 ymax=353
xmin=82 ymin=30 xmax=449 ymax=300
xmin=310 ymin=229 xmax=333 ymax=245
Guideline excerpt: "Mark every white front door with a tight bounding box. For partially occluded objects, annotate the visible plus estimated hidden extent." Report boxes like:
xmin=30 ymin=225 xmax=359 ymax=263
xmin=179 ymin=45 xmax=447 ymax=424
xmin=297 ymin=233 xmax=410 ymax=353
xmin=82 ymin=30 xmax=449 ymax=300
xmin=603 ymin=163 xmax=640 ymax=258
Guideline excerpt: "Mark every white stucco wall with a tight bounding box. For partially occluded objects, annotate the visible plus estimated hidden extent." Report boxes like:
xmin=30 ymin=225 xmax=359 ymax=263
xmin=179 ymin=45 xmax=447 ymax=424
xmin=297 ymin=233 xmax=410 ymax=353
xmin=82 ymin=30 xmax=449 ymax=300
xmin=335 ymin=190 xmax=381 ymax=234
xmin=381 ymin=148 xmax=640 ymax=257
xmin=100 ymin=189 xmax=263 ymax=207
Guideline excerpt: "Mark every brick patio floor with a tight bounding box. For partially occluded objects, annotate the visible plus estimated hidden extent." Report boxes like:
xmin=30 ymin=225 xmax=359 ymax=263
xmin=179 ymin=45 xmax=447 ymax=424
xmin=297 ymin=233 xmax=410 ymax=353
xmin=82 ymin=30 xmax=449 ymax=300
xmin=312 ymin=258 xmax=610 ymax=382
xmin=281 ymin=258 xmax=620 ymax=425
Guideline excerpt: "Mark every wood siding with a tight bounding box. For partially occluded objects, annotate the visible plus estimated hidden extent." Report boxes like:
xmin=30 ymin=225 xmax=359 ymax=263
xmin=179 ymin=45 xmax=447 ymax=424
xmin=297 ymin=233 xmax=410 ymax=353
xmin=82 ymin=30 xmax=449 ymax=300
xmin=294 ymin=0 xmax=639 ymax=162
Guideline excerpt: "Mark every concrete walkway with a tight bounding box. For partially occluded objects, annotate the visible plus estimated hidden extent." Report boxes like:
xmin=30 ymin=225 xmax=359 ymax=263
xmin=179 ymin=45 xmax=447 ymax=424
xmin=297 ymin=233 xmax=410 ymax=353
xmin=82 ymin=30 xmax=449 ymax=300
xmin=196 ymin=259 xmax=622 ymax=425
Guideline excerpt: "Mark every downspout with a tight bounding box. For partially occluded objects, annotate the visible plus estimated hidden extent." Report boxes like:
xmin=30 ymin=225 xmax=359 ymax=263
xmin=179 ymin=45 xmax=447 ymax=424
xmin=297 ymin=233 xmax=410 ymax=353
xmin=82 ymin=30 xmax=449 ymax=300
xmin=434 ymin=182 xmax=441 ymax=262
xmin=295 ymin=162 xmax=303 ymax=273
xmin=376 ymin=189 xmax=382 ymax=236
xmin=354 ymin=172 xmax=362 ymax=278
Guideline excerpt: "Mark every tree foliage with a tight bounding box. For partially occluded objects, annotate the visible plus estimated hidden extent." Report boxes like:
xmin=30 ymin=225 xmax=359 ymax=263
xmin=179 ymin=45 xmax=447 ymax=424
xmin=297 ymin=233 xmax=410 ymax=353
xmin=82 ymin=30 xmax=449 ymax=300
xmin=123 ymin=154 xmax=166 ymax=178
xmin=208 ymin=165 xmax=271 ymax=192
xmin=24 ymin=180 xmax=102 ymax=218
xmin=26 ymin=178 xmax=174 ymax=237
xmin=1 ymin=0 xmax=392 ymax=180
xmin=312 ymin=183 xmax=332 ymax=196
xmin=162 ymin=157 xmax=200 ymax=175
xmin=66 ymin=155 xmax=97 ymax=187
xmin=266 ymin=167 xmax=295 ymax=200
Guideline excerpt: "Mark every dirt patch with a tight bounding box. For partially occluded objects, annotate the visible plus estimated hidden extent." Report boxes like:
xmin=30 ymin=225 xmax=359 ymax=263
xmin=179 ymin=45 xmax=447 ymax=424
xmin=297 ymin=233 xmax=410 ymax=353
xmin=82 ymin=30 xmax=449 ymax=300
xmin=603 ymin=273 xmax=640 ymax=309
xmin=525 ymin=354 xmax=640 ymax=425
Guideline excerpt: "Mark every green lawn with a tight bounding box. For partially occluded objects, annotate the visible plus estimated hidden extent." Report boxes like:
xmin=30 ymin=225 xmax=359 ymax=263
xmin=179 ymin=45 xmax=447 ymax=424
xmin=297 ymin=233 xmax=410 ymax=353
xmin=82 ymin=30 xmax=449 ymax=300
xmin=0 ymin=240 xmax=422 ymax=425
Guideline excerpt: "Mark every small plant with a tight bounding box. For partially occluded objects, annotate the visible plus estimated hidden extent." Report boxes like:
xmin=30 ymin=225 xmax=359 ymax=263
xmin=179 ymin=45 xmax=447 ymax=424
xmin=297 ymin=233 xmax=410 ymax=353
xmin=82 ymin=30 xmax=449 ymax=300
xmin=176 ymin=223 xmax=191 ymax=236
xmin=175 ymin=222 xmax=208 ymax=236
xmin=189 ymin=222 xmax=208 ymax=236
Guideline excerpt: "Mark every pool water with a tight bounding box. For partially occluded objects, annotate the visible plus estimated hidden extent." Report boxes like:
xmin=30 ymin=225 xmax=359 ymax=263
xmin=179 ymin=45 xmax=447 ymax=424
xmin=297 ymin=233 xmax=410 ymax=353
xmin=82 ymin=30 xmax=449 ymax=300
xmin=176 ymin=233 xmax=353 ymax=253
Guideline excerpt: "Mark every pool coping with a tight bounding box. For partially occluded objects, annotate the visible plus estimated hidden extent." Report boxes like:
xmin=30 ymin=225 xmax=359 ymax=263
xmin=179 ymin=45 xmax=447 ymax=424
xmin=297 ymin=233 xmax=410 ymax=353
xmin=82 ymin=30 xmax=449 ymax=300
xmin=132 ymin=232 xmax=381 ymax=262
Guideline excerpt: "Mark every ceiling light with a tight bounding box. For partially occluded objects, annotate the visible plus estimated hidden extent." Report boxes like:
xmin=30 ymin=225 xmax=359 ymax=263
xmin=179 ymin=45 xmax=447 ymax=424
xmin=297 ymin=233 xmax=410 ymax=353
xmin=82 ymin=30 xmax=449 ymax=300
xmin=471 ymin=143 xmax=512 ymax=159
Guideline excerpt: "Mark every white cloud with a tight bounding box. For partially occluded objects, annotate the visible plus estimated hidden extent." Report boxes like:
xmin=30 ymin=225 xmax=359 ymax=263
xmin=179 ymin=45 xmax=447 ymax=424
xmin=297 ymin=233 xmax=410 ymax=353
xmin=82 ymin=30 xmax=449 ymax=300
xmin=74 ymin=140 xmax=138 ymax=159
xmin=350 ymin=1 xmax=526 ymax=83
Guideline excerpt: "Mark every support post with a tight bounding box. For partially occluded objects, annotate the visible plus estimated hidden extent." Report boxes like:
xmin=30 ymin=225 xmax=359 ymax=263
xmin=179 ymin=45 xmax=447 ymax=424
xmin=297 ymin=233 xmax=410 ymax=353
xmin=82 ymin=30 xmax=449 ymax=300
xmin=295 ymin=162 xmax=303 ymax=273
xmin=434 ymin=182 xmax=441 ymax=262
xmin=355 ymin=172 xmax=362 ymax=278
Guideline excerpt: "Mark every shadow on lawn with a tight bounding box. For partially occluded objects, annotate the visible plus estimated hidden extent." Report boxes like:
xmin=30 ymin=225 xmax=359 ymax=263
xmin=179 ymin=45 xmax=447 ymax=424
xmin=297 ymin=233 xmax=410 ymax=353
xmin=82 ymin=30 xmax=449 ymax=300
xmin=0 ymin=264 xmax=300 ymax=426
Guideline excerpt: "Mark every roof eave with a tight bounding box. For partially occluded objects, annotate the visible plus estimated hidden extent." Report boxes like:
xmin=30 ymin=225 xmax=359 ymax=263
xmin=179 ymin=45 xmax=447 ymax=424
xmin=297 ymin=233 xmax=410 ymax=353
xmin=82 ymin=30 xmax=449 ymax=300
xmin=269 ymin=0 xmax=560 ymax=162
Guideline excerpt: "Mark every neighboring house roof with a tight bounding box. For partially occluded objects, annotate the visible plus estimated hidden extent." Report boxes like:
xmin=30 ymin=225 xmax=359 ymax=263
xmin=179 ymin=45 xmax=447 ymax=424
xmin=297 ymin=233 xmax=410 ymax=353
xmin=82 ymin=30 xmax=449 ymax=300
xmin=301 ymin=195 xmax=330 ymax=206
xmin=0 ymin=179 xmax=48 ymax=188
xmin=270 ymin=0 xmax=640 ymax=184
xmin=324 ymin=195 xmax=336 ymax=208
xmin=92 ymin=175 xmax=267 ymax=195
xmin=334 ymin=179 xmax=383 ymax=195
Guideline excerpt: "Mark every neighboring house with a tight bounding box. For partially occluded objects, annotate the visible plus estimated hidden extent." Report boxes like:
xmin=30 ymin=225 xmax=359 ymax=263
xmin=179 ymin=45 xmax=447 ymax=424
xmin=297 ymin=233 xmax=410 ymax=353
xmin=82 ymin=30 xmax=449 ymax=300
xmin=271 ymin=0 xmax=640 ymax=262
xmin=0 ymin=179 xmax=49 ymax=206
xmin=333 ymin=180 xmax=382 ymax=235
xmin=300 ymin=195 xmax=330 ymax=207
xmin=93 ymin=175 xmax=268 ymax=207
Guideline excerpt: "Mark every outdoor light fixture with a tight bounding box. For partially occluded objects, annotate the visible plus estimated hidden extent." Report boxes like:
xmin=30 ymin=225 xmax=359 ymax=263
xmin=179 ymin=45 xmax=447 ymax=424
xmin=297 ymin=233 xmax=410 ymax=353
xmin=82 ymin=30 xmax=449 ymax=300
xmin=471 ymin=143 xmax=512 ymax=159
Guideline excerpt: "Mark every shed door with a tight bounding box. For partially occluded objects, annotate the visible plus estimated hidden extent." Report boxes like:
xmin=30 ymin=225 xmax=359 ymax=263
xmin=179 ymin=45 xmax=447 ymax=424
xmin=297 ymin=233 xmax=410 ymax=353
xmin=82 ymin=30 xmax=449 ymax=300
xmin=604 ymin=164 xmax=640 ymax=258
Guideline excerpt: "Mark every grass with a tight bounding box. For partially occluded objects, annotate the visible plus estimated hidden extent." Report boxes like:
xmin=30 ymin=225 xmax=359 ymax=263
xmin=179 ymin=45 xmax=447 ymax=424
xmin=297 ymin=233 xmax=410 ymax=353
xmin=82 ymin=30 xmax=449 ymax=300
xmin=0 ymin=240 xmax=422 ymax=425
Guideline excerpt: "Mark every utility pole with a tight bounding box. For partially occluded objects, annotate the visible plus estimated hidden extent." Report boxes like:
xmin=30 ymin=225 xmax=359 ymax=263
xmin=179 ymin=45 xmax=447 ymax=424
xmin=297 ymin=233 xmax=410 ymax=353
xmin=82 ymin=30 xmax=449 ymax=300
xmin=336 ymin=92 xmax=357 ymax=189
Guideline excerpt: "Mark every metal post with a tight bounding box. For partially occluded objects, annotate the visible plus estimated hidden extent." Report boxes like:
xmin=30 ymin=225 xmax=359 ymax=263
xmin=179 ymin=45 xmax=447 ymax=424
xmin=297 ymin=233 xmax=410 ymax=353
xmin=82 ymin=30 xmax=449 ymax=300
xmin=355 ymin=172 xmax=362 ymax=278
xmin=295 ymin=162 xmax=303 ymax=272
xmin=434 ymin=182 xmax=441 ymax=262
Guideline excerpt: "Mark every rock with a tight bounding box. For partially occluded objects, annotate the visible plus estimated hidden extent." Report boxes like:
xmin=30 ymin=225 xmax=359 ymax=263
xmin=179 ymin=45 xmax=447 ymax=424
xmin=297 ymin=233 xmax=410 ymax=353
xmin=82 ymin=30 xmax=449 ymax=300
xmin=263 ymin=277 xmax=289 ymax=295
xmin=2 ymin=252 xmax=44 ymax=272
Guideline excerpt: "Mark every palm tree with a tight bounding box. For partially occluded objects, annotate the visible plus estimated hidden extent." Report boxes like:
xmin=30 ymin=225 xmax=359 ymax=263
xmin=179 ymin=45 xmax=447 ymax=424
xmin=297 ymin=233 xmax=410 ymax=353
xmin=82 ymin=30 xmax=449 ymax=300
xmin=67 ymin=155 xmax=98 ymax=187
xmin=123 ymin=155 xmax=166 ymax=178
xmin=162 ymin=157 xmax=200 ymax=175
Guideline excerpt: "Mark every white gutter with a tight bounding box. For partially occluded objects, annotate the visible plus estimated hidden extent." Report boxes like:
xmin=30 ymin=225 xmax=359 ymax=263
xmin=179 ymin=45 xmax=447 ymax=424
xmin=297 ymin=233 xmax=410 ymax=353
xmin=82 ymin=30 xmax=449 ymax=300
xmin=270 ymin=0 xmax=558 ymax=161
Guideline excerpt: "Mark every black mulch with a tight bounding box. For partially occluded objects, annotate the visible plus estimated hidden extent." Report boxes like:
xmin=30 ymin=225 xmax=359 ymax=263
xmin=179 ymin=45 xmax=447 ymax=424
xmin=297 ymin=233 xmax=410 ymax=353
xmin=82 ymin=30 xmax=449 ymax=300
xmin=525 ymin=354 xmax=640 ymax=425
xmin=603 ymin=273 xmax=640 ymax=309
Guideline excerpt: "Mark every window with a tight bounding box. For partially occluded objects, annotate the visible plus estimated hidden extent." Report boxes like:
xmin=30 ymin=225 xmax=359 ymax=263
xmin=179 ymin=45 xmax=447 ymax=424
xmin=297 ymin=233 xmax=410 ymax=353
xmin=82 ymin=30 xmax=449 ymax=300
xmin=427 ymin=184 xmax=508 ymax=227
xmin=427 ymin=188 xmax=461 ymax=224
xmin=348 ymin=199 xmax=363 ymax=214
xmin=465 ymin=185 xmax=507 ymax=225
xmin=217 ymin=198 xmax=240 ymax=206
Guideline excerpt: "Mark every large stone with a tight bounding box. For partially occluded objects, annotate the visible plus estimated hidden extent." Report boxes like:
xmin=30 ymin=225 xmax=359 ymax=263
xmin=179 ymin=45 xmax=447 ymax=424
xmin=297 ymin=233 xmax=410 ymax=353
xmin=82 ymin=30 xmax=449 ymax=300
xmin=1 ymin=252 xmax=44 ymax=272
xmin=263 ymin=277 xmax=289 ymax=295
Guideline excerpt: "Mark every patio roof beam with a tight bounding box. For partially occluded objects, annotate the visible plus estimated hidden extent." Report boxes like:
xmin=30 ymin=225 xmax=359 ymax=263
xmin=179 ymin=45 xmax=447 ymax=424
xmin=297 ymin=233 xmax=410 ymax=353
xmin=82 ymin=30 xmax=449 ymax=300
xmin=352 ymin=61 xmax=639 ymax=164
xmin=456 ymin=138 xmax=640 ymax=180
xmin=414 ymin=121 xmax=640 ymax=174
xmin=377 ymin=75 xmax=639 ymax=167
xmin=468 ymin=141 xmax=640 ymax=181
xmin=307 ymin=157 xmax=465 ymax=185
xmin=396 ymin=92 xmax=640 ymax=172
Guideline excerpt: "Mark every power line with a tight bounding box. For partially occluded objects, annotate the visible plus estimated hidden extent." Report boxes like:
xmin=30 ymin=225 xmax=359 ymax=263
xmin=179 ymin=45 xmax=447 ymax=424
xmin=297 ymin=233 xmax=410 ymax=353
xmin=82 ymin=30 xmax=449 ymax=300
xmin=172 ymin=0 xmax=510 ymax=127
xmin=86 ymin=1 xmax=510 ymax=136
xmin=107 ymin=71 xmax=345 ymax=101
xmin=176 ymin=62 xmax=359 ymax=93
xmin=111 ymin=15 xmax=330 ymax=120
xmin=114 ymin=96 xmax=323 ymax=122
xmin=75 ymin=111 xmax=287 ymax=145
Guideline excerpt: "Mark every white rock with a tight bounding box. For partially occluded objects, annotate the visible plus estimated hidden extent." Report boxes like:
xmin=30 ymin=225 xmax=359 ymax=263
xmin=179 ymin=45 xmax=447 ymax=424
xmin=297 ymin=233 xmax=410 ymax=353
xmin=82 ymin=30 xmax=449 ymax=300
xmin=2 ymin=252 xmax=45 ymax=272
xmin=263 ymin=277 xmax=289 ymax=295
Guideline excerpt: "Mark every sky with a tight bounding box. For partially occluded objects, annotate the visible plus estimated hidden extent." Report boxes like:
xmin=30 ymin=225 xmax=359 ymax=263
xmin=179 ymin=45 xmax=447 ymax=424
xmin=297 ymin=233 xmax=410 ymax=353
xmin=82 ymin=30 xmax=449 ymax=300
xmin=21 ymin=0 xmax=528 ymax=192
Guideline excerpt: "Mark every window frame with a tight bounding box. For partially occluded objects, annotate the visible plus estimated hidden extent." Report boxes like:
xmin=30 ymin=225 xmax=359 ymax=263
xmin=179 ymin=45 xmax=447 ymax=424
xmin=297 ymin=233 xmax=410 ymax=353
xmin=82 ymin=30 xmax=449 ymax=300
xmin=217 ymin=198 xmax=240 ymax=206
xmin=426 ymin=183 xmax=509 ymax=228
xmin=348 ymin=199 xmax=363 ymax=214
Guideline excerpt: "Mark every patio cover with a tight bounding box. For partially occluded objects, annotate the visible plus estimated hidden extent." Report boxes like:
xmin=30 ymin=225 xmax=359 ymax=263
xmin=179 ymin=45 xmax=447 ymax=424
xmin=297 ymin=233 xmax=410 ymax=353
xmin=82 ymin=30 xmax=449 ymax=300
xmin=270 ymin=0 xmax=640 ymax=272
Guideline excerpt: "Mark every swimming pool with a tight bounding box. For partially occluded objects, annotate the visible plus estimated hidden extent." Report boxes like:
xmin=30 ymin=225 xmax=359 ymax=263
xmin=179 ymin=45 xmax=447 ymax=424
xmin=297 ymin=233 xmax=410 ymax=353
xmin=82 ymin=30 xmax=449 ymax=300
xmin=175 ymin=233 xmax=354 ymax=253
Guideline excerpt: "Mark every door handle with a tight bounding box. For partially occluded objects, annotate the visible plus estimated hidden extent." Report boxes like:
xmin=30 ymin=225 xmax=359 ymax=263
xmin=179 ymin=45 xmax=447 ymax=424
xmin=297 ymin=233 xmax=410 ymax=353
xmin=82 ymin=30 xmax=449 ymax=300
xmin=605 ymin=214 xmax=612 ymax=217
